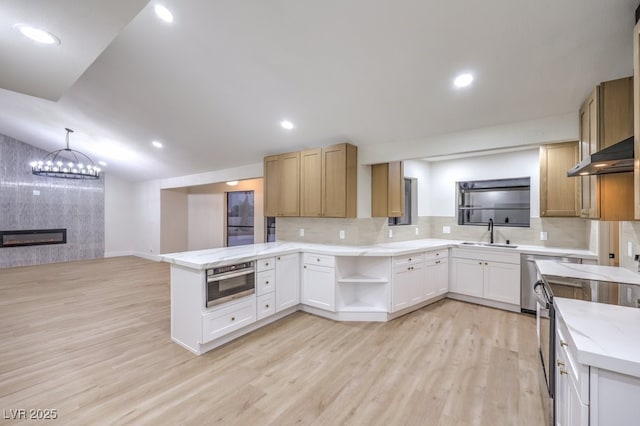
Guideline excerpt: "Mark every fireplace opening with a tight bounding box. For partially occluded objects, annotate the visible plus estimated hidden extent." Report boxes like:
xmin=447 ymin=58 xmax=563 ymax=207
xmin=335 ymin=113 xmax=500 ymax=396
xmin=0 ymin=229 xmax=67 ymax=248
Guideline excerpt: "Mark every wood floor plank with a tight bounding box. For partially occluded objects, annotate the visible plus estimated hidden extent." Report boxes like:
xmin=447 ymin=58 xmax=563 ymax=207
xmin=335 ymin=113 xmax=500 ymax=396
xmin=0 ymin=256 xmax=546 ymax=425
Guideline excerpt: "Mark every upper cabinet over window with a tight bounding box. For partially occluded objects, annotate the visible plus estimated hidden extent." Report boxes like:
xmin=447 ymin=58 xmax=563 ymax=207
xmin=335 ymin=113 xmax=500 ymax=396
xmin=457 ymin=178 xmax=531 ymax=227
xmin=263 ymin=143 xmax=357 ymax=218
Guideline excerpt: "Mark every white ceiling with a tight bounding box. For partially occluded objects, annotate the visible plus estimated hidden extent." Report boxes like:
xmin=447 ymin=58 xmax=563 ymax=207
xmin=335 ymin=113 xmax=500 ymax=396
xmin=0 ymin=0 xmax=637 ymax=181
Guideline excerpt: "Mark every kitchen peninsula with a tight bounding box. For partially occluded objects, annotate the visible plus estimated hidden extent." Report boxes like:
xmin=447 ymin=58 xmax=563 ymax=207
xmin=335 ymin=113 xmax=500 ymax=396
xmin=162 ymin=239 xmax=595 ymax=355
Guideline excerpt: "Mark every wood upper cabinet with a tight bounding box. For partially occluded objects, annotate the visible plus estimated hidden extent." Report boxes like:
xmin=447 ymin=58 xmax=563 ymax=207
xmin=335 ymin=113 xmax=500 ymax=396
xmin=263 ymin=152 xmax=300 ymax=217
xmin=263 ymin=155 xmax=280 ymax=217
xmin=263 ymin=142 xmax=357 ymax=218
xmin=540 ymin=142 xmax=579 ymax=217
xmin=371 ymin=161 xmax=404 ymax=217
xmin=278 ymin=152 xmax=300 ymax=216
xmin=322 ymin=143 xmax=357 ymax=218
xmin=300 ymin=148 xmax=322 ymax=217
xmin=578 ymin=77 xmax=634 ymax=221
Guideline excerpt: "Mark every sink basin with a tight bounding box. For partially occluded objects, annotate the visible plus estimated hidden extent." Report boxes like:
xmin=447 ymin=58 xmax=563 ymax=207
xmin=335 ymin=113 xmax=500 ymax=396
xmin=460 ymin=241 xmax=518 ymax=249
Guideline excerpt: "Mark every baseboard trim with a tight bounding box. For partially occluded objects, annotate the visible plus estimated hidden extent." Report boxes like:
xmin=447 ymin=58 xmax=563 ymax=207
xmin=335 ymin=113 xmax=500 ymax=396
xmin=131 ymin=251 xmax=162 ymax=262
xmin=105 ymin=250 xmax=134 ymax=258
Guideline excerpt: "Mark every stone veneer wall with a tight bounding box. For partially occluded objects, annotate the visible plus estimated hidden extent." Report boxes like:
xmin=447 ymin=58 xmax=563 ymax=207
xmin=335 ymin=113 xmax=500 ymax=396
xmin=276 ymin=215 xmax=591 ymax=249
xmin=0 ymin=134 xmax=104 ymax=268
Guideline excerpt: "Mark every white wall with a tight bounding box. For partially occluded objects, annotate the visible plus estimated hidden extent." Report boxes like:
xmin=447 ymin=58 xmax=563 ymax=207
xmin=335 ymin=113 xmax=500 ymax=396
xmin=160 ymin=188 xmax=188 ymax=254
xmin=403 ymin=160 xmax=430 ymax=216
xmin=132 ymin=179 xmax=162 ymax=258
xmin=426 ymin=148 xmax=540 ymax=217
xmin=188 ymin=192 xmax=224 ymax=250
xmin=104 ymin=173 xmax=135 ymax=257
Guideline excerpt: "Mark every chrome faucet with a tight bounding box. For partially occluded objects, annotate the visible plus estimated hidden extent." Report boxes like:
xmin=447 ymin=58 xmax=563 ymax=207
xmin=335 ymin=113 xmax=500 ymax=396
xmin=488 ymin=218 xmax=494 ymax=244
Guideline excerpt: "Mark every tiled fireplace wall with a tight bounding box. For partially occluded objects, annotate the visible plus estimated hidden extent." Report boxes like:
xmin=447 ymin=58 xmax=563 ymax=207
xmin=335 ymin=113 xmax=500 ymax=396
xmin=0 ymin=134 xmax=104 ymax=268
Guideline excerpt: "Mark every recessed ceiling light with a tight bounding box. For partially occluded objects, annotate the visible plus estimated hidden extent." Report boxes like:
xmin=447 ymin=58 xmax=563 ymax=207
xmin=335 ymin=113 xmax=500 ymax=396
xmin=152 ymin=141 xmax=163 ymax=148
xmin=280 ymin=120 xmax=294 ymax=130
xmin=226 ymin=181 xmax=239 ymax=186
xmin=453 ymin=73 xmax=474 ymax=88
xmin=98 ymin=161 xmax=107 ymax=167
xmin=154 ymin=5 xmax=174 ymax=23
xmin=14 ymin=24 xmax=60 ymax=45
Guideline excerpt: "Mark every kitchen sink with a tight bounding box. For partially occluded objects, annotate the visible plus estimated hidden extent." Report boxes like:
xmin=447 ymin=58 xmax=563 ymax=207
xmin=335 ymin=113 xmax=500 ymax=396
xmin=460 ymin=241 xmax=518 ymax=249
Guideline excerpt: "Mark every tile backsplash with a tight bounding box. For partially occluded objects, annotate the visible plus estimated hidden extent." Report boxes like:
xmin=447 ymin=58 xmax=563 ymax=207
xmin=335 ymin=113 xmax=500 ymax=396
xmin=277 ymin=215 xmax=591 ymax=249
xmin=0 ymin=134 xmax=105 ymax=268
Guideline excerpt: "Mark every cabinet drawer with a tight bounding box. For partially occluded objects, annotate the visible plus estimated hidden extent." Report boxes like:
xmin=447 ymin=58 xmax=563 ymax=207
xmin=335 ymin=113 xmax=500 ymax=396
xmin=201 ymin=297 xmax=256 ymax=343
xmin=256 ymin=293 xmax=276 ymax=320
xmin=451 ymin=248 xmax=519 ymax=265
xmin=257 ymin=257 xmax=275 ymax=272
xmin=393 ymin=253 xmax=424 ymax=267
xmin=303 ymin=253 xmax=335 ymax=268
xmin=256 ymin=269 xmax=275 ymax=296
xmin=556 ymin=316 xmax=589 ymax=403
xmin=424 ymin=249 xmax=448 ymax=261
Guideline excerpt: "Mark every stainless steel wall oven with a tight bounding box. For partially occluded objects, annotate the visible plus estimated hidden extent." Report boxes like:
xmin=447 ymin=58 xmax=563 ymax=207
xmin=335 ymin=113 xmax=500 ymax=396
xmin=206 ymin=261 xmax=255 ymax=307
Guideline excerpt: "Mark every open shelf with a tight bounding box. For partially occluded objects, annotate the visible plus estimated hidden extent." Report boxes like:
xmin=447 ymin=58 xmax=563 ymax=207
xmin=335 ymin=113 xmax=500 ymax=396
xmin=338 ymin=274 xmax=388 ymax=284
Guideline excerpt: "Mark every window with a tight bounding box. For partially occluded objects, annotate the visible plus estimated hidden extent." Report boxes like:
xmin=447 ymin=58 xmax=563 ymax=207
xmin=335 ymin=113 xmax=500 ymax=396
xmin=389 ymin=178 xmax=414 ymax=226
xmin=226 ymin=191 xmax=254 ymax=246
xmin=265 ymin=217 xmax=276 ymax=243
xmin=457 ymin=177 xmax=530 ymax=227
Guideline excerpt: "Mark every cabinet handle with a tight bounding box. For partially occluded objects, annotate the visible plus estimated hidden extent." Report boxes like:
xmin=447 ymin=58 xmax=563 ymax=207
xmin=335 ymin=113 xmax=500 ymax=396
xmin=265 ymin=304 xmax=269 ymax=308
xmin=479 ymin=262 xmax=482 ymax=265
xmin=436 ymin=253 xmax=439 ymax=256
xmin=557 ymin=360 xmax=565 ymax=367
xmin=231 ymin=316 xmax=235 ymax=321
xmin=317 ymin=258 xmax=320 ymax=262
xmin=560 ymin=341 xmax=568 ymax=347
xmin=265 ymin=262 xmax=269 ymax=266
xmin=304 ymin=265 xmax=307 ymax=269
xmin=409 ymin=258 xmax=412 ymax=261
xmin=484 ymin=262 xmax=488 ymax=266
xmin=277 ymin=256 xmax=281 ymax=260
xmin=560 ymin=369 xmax=568 ymax=375
xmin=436 ymin=260 xmax=440 ymax=264
xmin=265 ymin=281 xmax=270 ymax=285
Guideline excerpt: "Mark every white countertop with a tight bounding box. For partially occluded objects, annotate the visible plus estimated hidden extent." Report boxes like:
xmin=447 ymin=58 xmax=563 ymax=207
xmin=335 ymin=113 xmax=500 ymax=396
xmin=161 ymin=239 xmax=596 ymax=270
xmin=536 ymin=260 xmax=640 ymax=286
xmin=554 ymin=297 xmax=640 ymax=378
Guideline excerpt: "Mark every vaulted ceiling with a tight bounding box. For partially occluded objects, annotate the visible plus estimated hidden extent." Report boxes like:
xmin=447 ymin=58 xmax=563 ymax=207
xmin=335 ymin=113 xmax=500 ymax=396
xmin=0 ymin=0 xmax=637 ymax=181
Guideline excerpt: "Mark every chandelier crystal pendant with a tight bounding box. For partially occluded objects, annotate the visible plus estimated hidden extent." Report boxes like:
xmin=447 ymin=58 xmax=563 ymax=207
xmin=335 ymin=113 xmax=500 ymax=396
xmin=30 ymin=128 xmax=100 ymax=179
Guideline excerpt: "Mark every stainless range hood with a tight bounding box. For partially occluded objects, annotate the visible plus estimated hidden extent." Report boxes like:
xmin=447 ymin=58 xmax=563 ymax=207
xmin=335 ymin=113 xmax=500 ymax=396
xmin=567 ymin=136 xmax=634 ymax=177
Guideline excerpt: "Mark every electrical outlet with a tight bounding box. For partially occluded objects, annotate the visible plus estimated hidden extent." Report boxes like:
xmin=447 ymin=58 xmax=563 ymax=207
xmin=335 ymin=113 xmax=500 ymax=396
xmin=629 ymin=241 xmax=633 ymax=257
xmin=339 ymin=230 xmax=345 ymax=240
xmin=415 ymin=227 xmax=419 ymax=236
xmin=540 ymin=231 xmax=548 ymax=241
xmin=299 ymin=228 xmax=304 ymax=237
xmin=442 ymin=226 xmax=451 ymax=234
xmin=388 ymin=229 xmax=393 ymax=238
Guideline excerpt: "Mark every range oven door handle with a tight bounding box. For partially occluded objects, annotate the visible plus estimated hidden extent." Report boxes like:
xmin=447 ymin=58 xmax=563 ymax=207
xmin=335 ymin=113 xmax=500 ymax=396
xmin=207 ymin=269 xmax=255 ymax=282
xmin=534 ymin=280 xmax=550 ymax=308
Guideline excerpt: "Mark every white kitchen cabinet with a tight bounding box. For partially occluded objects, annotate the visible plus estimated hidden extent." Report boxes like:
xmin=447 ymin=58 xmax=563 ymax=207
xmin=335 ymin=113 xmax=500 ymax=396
xmin=201 ymin=297 xmax=256 ymax=343
xmin=275 ymin=253 xmax=300 ymax=312
xmin=392 ymin=254 xmax=424 ymax=312
xmin=302 ymin=254 xmax=336 ymax=311
xmin=450 ymin=248 xmax=520 ymax=307
xmin=424 ymin=257 xmax=448 ymax=299
xmin=483 ymin=261 xmax=520 ymax=305
xmin=450 ymin=258 xmax=483 ymax=297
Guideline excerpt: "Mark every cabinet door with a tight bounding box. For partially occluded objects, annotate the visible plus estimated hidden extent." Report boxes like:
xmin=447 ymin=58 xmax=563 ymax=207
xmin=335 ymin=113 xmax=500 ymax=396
xmin=423 ymin=261 xmax=439 ymax=300
xmin=635 ymin=21 xmax=640 ymax=220
xmin=450 ymin=258 xmax=483 ymax=297
xmin=567 ymin=377 xmax=588 ymax=426
xmin=540 ymin=142 xmax=579 ymax=217
xmin=300 ymin=148 xmax=322 ymax=217
xmin=483 ymin=261 xmax=520 ymax=305
xmin=264 ymin=155 xmax=280 ymax=217
xmin=408 ymin=263 xmax=423 ymax=305
xmin=435 ymin=259 xmax=448 ymax=295
xmin=578 ymin=90 xmax=600 ymax=219
xmin=555 ymin=330 xmax=569 ymax=426
xmin=371 ymin=161 xmax=404 ymax=217
xmin=279 ymin=152 xmax=300 ymax=217
xmin=392 ymin=267 xmax=411 ymax=312
xmin=302 ymin=264 xmax=335 ymax=311
xmin=322 ymin=143 xmax=357 ymax=218
xmin=275 ymin=254 xmax=300 ymax=312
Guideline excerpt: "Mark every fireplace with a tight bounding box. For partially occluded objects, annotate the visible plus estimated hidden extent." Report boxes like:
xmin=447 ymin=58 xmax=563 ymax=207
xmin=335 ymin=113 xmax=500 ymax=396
xmin=0 ymin=229 xmax=67 ymax=248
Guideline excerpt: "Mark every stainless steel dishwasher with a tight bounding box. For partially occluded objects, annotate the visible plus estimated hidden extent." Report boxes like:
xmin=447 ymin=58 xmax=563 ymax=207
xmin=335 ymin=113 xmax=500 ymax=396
xmin=520 ymin=254 xmax=581 ymax=313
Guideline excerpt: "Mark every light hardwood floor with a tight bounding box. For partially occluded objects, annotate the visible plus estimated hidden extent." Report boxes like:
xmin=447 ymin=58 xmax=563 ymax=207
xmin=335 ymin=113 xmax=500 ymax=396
xmin=0 ymin=256 xmax=547 ymax=425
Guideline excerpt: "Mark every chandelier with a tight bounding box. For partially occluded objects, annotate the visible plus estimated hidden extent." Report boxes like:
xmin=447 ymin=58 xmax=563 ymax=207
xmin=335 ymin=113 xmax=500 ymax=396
xmin=30 ymin=128 xmax=100 ymax=179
